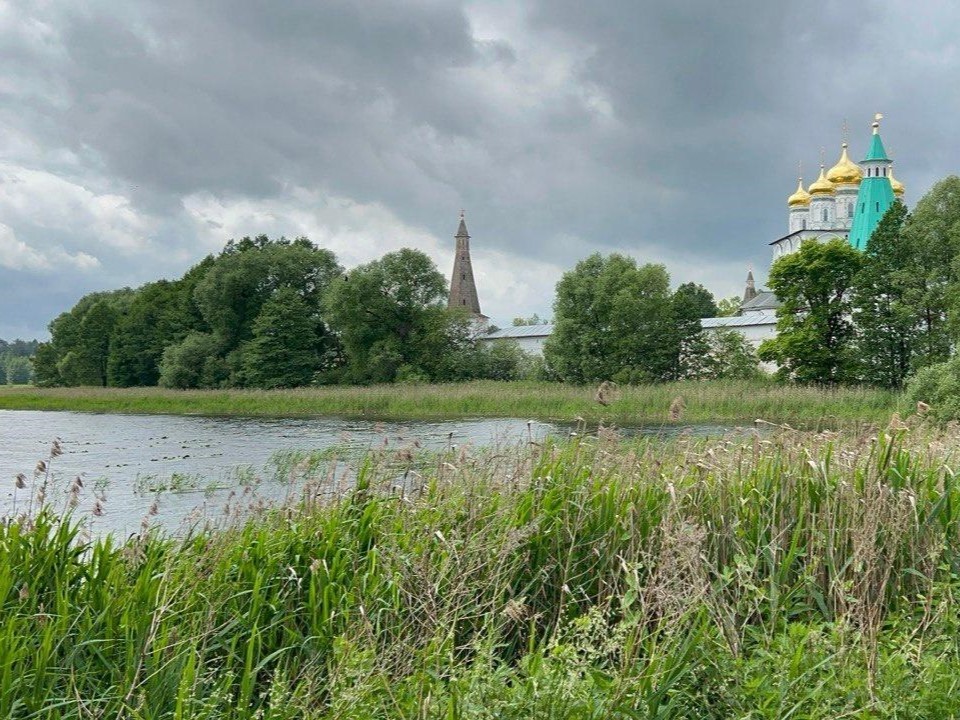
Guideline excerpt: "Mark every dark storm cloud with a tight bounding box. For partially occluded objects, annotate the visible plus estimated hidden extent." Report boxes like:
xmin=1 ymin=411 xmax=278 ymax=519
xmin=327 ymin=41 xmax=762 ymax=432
xmin=1 ymin=0 xmax=959 ymax=337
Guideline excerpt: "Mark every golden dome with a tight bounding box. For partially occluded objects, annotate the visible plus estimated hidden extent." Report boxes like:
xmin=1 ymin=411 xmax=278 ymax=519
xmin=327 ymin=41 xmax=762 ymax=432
xmin=808 ymin=165 xmax=834 ymax=195
xmin=787 ymin=177 xmax=810 ymax=207
xmin=889 ymin=166 xmax=904 ymax=196
xmin=826 ymin=143 xmax=862 ymax=185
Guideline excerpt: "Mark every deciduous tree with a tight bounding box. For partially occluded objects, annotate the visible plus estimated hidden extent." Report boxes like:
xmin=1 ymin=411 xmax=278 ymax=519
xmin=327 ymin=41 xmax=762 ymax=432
xmin=759 ymin=238 xmax=862 ymax=383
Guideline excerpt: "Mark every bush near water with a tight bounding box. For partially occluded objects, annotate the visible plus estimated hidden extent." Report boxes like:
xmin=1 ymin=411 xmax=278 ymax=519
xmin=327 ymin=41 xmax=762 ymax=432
xmin=5 ymin=420 xmax=960 ymax=717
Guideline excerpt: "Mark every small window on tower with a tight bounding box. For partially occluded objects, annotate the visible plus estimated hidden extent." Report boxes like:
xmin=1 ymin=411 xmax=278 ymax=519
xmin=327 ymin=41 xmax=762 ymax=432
xmin=822 ymin=208 xmax=828 ymax=222
xmin=802 ymin=219 xmax=806 ymax=229
xmin=462 ymin=299 xmax=466 ymax=305
xmin=876 ymin=202 xmax=880 ymax=212
xmin=848 ymin=202 xmax=854 ymax=216
xmin=461 ymin=273 xmax=466 ymax=280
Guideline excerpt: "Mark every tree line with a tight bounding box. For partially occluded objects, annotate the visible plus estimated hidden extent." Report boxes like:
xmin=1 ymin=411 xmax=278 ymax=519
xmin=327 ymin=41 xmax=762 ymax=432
xmin=0 ymin=339 xmax=38 ymax=385
xmin=33 ymin=237 xmax=535 ymax=389
xmin=756 ymin=176 xmax=960 ymax=401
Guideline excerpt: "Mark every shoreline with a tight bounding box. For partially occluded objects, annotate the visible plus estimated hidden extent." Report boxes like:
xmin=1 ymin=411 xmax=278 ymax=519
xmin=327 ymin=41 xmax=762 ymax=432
xmin=0 ymin=380 xmax=901 ymax=426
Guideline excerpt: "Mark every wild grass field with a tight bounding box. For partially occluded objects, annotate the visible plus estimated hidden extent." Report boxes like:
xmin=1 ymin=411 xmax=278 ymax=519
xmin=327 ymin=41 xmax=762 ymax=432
xmin=0 ymin=379 xmax=901 ymax=426
xmin=4 ymin=416 xmax=960 ymax=717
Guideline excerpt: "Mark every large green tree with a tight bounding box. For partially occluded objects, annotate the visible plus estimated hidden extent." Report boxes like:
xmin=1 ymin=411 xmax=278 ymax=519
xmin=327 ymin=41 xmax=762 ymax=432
xmin=851 ymin=201 xmax=914 ymax=387
xmin=238 ymin=288 xmax=323 ymax=388
xmin=759 ymin=238 xmax=862 ymax=384
xmin=673 ymin=282 xmax=718 ymax=319
xmin=544 ymin=254 xmax=692 ymax=383
xmin=324 ymin=249 xmax=469 ymax=384
xmin=193 ymin=236 xmax=342 ymax=352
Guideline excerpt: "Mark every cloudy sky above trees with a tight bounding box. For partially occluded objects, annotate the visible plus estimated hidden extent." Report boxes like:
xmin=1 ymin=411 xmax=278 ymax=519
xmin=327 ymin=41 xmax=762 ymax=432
xmin=1 ymin=0 xmax=958 ymax=337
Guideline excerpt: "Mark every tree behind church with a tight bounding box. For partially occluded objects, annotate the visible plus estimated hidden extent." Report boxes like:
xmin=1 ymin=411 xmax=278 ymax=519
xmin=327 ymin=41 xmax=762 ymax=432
xmin=851 ymin=201 xmax=915 ymax=387
xmin=759 ymin=238 xmax=861 ymax=384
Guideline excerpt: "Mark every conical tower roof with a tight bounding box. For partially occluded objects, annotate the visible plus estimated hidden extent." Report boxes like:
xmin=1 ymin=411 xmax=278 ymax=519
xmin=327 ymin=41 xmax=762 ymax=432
xmin=448 ymin=212 xmax=483 ymax=317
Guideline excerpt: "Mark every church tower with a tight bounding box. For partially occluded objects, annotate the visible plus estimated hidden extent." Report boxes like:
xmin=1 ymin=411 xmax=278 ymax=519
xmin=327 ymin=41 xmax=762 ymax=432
xmin=447 ymin=211 xmax=483 ymax=317
xmin=848 ymin=114 xmax=896 ymax=250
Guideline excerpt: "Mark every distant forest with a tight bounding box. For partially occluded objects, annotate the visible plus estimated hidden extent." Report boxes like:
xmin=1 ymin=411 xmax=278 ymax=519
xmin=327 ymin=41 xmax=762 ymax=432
xmin=0 ymin=338 xmax=39 ymax=385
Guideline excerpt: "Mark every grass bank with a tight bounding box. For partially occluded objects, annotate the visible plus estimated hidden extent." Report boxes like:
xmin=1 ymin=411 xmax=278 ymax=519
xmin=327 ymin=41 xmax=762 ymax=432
xmin=3 ymin=421 xmax=960 ymax=717
xmin=0 ymin=379 xmax=900 ymax=425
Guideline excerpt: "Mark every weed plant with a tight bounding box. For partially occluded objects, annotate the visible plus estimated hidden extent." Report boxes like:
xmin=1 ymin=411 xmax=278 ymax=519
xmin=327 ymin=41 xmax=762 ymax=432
xmin=4 ymin=417 xmax=960 ymax=717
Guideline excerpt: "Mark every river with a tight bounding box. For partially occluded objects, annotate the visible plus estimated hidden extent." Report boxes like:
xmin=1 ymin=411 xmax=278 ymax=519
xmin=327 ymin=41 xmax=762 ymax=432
xmin=0 ymin=410 xmax=738 ymax=537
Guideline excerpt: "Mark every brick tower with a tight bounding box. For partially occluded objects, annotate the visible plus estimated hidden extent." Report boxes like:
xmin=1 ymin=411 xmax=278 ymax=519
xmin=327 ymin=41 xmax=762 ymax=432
xmin=447 ymin=211 xmax=484 ymax=317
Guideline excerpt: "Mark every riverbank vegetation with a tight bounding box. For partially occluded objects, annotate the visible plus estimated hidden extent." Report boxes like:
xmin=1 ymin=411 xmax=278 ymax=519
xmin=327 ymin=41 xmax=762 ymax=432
xmin=4 ymin=419 xmax=960 ymax=717
xmin=0 ymin=379 xmax=899 ymax=425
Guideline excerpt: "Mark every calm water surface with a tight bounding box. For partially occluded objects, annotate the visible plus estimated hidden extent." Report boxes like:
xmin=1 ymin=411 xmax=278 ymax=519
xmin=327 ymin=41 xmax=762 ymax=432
xmin=0 ymin=410 xmax=737 ymax=537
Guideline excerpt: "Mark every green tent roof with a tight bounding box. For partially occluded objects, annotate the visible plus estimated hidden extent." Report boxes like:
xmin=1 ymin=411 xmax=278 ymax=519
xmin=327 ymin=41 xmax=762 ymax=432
xmin=863 ymin=131 xmax=890 ymax=162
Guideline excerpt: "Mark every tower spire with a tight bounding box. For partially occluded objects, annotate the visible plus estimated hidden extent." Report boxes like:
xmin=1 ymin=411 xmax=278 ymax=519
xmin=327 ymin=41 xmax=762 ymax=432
xmin=448 ymin=211 xmax=483 ymax=317
xmin=849 ymin=114 xmax=895 ymax=250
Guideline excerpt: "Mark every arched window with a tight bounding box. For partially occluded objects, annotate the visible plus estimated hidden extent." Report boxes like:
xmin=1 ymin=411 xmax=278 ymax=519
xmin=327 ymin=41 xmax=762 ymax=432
xmin=822 ymin=208 xmax=828 ymax=222
xmin=848 ymin=201 xmax=854 ymax=216
xmin=801 ymin=218 xmax=806 ymax=229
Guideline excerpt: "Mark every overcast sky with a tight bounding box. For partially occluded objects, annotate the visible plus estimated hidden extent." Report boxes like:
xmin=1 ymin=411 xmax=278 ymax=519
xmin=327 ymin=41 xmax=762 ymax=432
xmin=1 ymin=1 xmax=957 ymax=338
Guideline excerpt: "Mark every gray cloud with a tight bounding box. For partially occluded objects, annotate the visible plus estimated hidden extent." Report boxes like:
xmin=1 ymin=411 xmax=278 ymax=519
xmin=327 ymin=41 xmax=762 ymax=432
xmin=1 ymin=0 xmax=958 ymax=338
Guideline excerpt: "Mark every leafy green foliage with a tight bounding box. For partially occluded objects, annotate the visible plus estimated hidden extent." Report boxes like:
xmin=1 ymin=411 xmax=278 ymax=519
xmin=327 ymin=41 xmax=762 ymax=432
xmin=238 ymin=288 xmax=324 ymax=388
xmin=545 ymin=254 xmax=697 ymax=383
xmin=6 ymin=426 xmax=960 ymax=716
xmin=852 ymin=201 xmax=913 ymax=387
xmin=673 ymin=281 xmax=718 ymax=318
xmin=324 ymin=248 xmax=472 ymax=384
xmin=107 ymin=263 xmax=212 ymax=387
xmin=193 ymin=235 xmax=342 ymax=351
xmin=158 ymin=332 xmax=228 ymax=389
xmin=715 ymin=295 xmax=743 ymax=317
xmin=759 ymin=239 xmax=862 ymax=383
xmin=682 ymin=328 xmax=762 ymax=380
xmin=512 ymin=312 xmax=547 ymax=326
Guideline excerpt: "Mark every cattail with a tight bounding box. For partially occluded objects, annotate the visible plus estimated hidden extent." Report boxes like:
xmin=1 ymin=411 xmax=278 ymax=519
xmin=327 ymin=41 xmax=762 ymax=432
xmin=35 ymin=460 xmax=46 ymax=475
xmin=50 ymin=439 xmax=63 ymax=458
xmin=15 ymin=473 xmax=26 ymax=490
xmin=92 ymin=501 xmax=104 ymax=517
xmin=668 ymin=396 xmax=686 ymax=422
xmin=595 ymin=380 xmax=620 ymax=406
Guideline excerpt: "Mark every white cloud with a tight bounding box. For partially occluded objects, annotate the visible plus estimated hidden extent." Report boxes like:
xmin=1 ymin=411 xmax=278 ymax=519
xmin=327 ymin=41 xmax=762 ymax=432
xmin=0 ymin=162 xmax=154 ymax=253
xmin=0 ymin=222 xmax=99 ymax=271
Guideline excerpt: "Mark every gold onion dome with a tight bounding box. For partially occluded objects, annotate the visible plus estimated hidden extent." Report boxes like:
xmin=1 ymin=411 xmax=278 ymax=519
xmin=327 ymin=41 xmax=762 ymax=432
xmin=787 ymin=177 xmax=810 ymax=207
xmin=889 ymin=167 xmax=904 ymax=196
xmin=826 ymin=143 xmax=862 ymax=185
xmin=808 ymin=165 xmax=834 ymax=195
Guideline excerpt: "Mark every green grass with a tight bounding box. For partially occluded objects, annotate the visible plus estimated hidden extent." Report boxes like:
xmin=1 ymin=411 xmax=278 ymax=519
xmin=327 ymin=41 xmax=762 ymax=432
xmin=4 ymin=420 xmax=960 ymax=717
xmin=0 ymin=379 xmax=900 ymax=425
